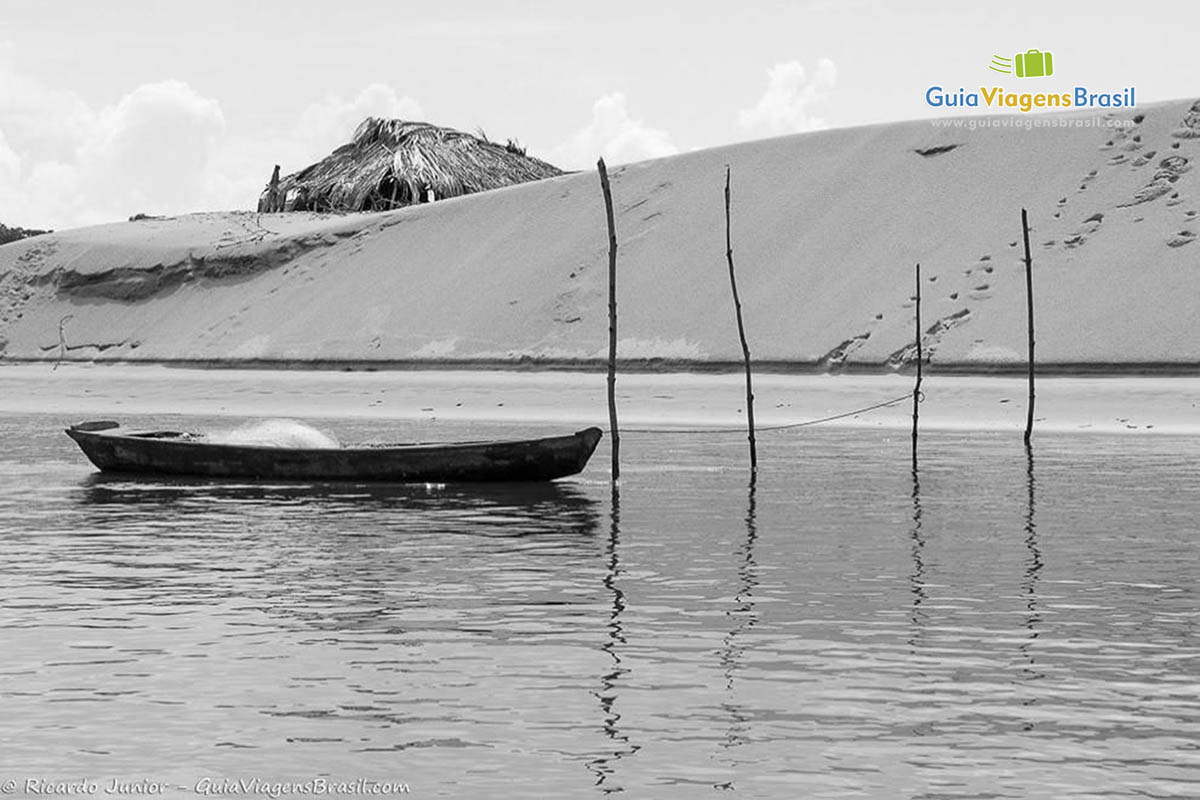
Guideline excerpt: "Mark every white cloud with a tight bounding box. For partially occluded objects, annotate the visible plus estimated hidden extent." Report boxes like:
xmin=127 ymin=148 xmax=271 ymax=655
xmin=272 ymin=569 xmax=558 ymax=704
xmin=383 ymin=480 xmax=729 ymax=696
xmin=0 ymin=72 xmax=426 ymax=230
xmin=20 ymin=160 xmax=84 ymax=228
xmin=294 ymin=83 xmax=425 ymax=159
xmin=0 ymin=127 xmax=23 ymax=222
xmin=548 ymin=92 xmax=677 ymax=169
xmin=78 ymin=80 xmax=227 ymax=216
xmin=0 ymin=75 xmax=228 ymax=226
xmin=0 ymin=126 xmax=20 ymax=181
xmin=738 ymin=59 xmax=836 ymax=137
xmin=0 ymin=69 xmax=93 ymax=162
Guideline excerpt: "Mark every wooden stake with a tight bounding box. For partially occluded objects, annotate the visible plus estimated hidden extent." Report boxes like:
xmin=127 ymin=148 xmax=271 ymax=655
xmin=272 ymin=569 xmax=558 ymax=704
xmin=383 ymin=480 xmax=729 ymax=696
xmin=1021 ymin=208 xmax=1035 ymax=445
xmin=598 ymin=158 xmax=620 ymax=482
xmin=54 ymin=314 xmax=73 ymax=371
xmin=725 ymin=166 xmax=757 ymax=475
xmin=267 ymin=165 xmax=281 ymax=212
xmin=912 ymin=263 xmax=922 ymax=469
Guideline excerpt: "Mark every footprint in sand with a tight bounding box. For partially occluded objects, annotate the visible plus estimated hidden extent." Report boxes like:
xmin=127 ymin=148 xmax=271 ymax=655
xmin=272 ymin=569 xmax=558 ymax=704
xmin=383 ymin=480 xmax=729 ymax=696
xmin=1172 ymin=99 xmax=1200 ymax=139
xmin=1120 ymin=156 xmax=1192 ymax=207
xmin=817 ymin=331 xmax=872 ymax=370
xmin=1131 ymin=150 xmax=1158 ymax=168
xmin=820 ymin=303 xmax=898 ymax=370
xmin=914 ymin=144 xmax=962 ymax=157
xmin=620 ymin=198 xmax=650 ymax=214
xmin=1167 ymin=230 xmax=1196 ymax=247
xmin=886 ymin=308 xmax=971 ymax=367
xmin=1103 ymin=122 xmax=1144 ymax=165
xmin=964 ymin=255 xmax=993 ymax=274
xmin=1064 ymin=212 xmax=1105 ymax=249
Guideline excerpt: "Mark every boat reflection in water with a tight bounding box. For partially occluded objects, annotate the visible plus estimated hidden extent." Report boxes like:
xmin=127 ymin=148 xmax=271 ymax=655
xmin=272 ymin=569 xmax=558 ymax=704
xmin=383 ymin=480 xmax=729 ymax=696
xmin=78 ymin=472 xmax=600 ymax=537
xmin=70 ymin=474 xmax=605 ymax=639
xmin=81 ymin=472 xmax=598 ymax=518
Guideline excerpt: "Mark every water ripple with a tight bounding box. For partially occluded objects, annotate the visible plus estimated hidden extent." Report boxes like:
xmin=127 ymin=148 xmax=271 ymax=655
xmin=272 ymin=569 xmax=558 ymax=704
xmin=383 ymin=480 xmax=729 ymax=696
xmin=0 ymin=417 xmax=1197 ymax=797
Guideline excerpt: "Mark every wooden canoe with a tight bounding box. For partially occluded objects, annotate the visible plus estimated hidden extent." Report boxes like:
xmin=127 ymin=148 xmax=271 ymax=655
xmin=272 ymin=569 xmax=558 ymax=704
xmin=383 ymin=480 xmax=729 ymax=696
xmin=66 ymin=421 xmax=603 ymax=483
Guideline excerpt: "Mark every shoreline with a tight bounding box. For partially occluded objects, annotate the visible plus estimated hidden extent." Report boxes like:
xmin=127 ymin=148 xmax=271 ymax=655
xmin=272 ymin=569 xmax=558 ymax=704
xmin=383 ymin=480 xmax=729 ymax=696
xmin=3 ymin=363 xmax=1198 ymax=436
xmin=5 ymin=356 xmax=1200 ymax=378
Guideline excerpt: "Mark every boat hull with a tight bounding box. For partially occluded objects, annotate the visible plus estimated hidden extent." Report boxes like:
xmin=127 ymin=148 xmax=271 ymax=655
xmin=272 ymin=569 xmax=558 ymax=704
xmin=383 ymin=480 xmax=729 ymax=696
xmin=65 ymin=422 xmax=603 ymax=483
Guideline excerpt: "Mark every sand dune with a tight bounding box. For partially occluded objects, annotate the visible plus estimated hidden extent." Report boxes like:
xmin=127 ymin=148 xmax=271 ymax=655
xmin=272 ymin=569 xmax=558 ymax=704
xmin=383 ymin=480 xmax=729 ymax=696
xmin=1 ymin=99 xmax=1198 ymax=371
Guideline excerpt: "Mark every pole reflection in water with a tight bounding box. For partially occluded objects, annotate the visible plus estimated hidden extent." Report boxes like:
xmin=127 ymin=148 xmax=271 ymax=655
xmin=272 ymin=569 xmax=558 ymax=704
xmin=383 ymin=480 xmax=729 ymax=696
xmin=714 ymin=479 xmax=759 ymax=791
xmin=909 ymin=462 xmax=927 ymax=648
xmin=1021 ymin=445 xmax=1045 ymax=701
xmin=588 ymin=485 xmax=636 ymax=793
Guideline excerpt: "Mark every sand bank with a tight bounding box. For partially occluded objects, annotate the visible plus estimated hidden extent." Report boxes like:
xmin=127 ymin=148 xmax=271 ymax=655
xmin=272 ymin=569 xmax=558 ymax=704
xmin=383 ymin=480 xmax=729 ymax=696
xmin=4 ymin=364 xmax=1196 ymax=435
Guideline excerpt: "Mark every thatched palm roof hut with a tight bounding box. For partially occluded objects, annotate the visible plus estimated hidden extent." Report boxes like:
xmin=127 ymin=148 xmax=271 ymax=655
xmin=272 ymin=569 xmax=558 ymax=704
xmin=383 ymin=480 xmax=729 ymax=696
xmin=258 ymin=118 xmax=563 ymax=213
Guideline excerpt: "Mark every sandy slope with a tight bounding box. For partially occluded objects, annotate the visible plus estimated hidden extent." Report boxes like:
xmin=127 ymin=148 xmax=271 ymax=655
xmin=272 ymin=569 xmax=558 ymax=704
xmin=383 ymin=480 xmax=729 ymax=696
xmin=1 ymin=99 xmax=1198 ymax=371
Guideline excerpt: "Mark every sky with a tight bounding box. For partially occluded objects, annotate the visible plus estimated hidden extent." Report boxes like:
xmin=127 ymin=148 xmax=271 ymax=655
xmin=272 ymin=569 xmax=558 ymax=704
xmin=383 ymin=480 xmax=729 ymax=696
xmin=1 ymin=0 xmax=1197 ymax=230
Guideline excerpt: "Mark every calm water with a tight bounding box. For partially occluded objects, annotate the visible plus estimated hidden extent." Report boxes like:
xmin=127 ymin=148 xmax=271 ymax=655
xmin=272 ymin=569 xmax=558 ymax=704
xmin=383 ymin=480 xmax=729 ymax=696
xmin=0 ymin=412 xmax=1197 ymax=799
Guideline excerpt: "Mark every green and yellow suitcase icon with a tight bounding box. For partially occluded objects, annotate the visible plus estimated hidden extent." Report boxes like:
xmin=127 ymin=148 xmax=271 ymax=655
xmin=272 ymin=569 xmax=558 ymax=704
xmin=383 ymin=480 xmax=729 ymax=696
xmin=1014 ymin=49 xmax=1053 ymax=78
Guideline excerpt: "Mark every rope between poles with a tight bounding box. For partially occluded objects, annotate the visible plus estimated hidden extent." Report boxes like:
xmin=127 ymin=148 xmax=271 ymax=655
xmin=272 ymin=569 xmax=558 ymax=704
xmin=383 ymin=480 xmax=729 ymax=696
xmin=621 ymin=391 xmax=918 ymax=435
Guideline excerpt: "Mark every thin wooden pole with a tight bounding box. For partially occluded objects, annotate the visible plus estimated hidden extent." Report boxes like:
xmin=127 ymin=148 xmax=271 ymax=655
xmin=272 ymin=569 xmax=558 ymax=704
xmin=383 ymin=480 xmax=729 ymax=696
xmin=54 ymin=314 xmax=74 ymax=371
xmin=598 ymin=158 xmax=620 ymax=482
xmin=1021 ymin=208 xmax=1035 ymax=445
xmin=725 ymin=166 xmax=757 ymax=475
xmin=912 ymin=263 xmax=922 ymax=469
xmin=267 ymin=164 xmax=281 ymax=212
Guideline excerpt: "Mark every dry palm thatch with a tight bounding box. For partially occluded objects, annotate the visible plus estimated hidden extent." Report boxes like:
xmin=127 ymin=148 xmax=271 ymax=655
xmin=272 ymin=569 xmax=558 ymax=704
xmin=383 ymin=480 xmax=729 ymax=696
xmin=258 ymin=118 xmax=563 ymax=213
